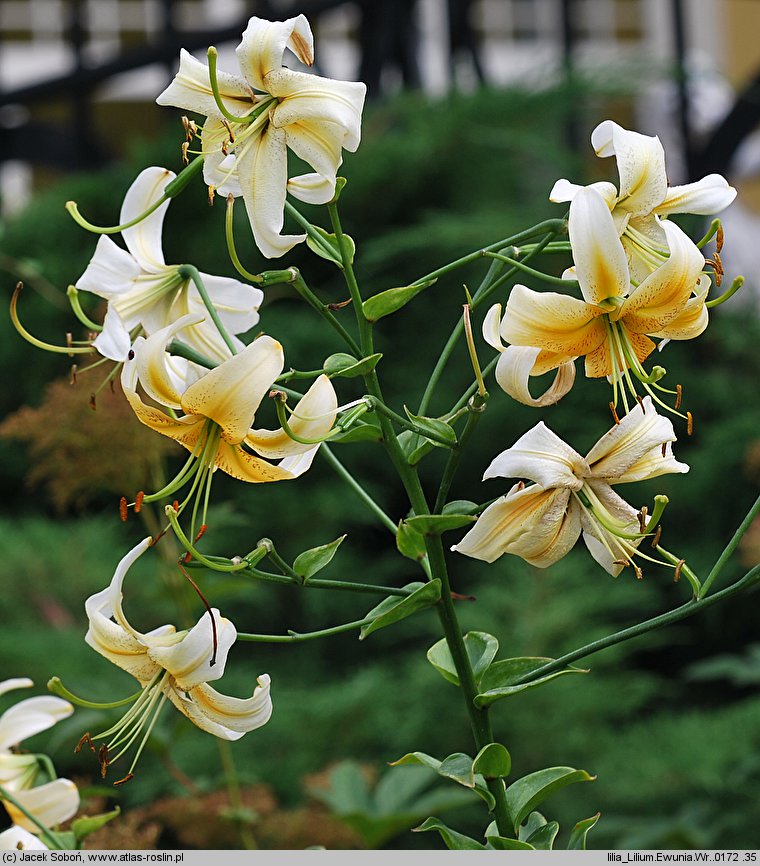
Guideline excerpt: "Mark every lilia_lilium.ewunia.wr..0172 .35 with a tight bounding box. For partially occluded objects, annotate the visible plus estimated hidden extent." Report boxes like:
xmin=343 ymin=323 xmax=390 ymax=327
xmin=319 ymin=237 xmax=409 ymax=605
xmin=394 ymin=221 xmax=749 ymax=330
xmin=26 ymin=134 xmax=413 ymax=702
xmin=156 ymin=14 xmax=366 ymax=258
xmin=80 ymin=538 xmax=273 ymax=784
xmin=452 ymin=397 xmax=689 ymax=578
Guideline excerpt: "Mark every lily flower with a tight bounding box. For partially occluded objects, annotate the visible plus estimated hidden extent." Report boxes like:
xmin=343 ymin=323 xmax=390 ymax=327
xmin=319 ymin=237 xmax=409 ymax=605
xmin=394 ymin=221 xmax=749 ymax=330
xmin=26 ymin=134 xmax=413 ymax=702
xmin=1 ymin=779 xmax=79 ymax=836
xmin=489 ymin=186 xmax=706 ymax=411
xmin=120 ymin=313 xmax=337 ymax=524
xmin=550 ymin=120 xmax=736 ymax=280
xmin=82 ymin=538 xmax=273 ymax=783
xmin=156 ymin=14 xmax=366 ymax=258
xmin=0 ymin=679 xmax=73 ymax=792
xmin=453 ymin=397 xmax=688 ymax=576
xmin=76 ymin=166 xmax=263 ymax=363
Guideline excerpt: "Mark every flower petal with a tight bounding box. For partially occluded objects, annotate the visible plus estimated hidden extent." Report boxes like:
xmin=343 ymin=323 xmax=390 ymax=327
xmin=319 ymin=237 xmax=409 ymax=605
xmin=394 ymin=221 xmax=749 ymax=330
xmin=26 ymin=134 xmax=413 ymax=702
xmin=284 ymin=120 xmax=342 ymax=188
xmin=247 ymin=375 xmax=337 ymax=459
xmin=569 ymin=187 xmax=631 ymax=305
xmin=591 ymin=120 xmax=667 ymax=217
xmin=656 ymin=174 xmax=737 ymax=216
xmin=483 ymin=421 xmax=587 ymax=490
xmin=287 ymin=172 xmax=336 ymax=205
xmin=482 ymin=303 xmax=505 ymax=351
xmin=148 ymin=610 xmax=236 ymax=691
xmin=549 ymin=178 xmax=618 ymax=208
xmin=214 ymin=441 xmax=296 ymax=483
xmin=618 ymin=219 xmax=706 ymax=333
xmin=120 ymin=167 xmax=174 ymax=272
xmin=75 ymin=235 xmax=142 ymax=315
xmin=649 ymin=279 xmax=709 ymax=341
xmin=494 ymin=346 xmax=576 ymax=407
xmin=500 ymin=283 xmax=607 ymax=356
xmin=166 ymin=673 xmax=272 ymax=740
xmin=156 ymin=48 xmax=252 ymax=120
xmin=94 ymin=306 xmax=131 ymax=361
xmin=0 ymin=679 xmax=33 ymax=699
xmin=580 ymin=481 xmax=642 ymax=576
xmin=181 ymin=335 xmax=284 ymax=444
xmin=0 ymin=825 xmax=49 ymax=850
xmin=4 ymin=779 xmax=79 ymax=833
xmin=237 ymin=15 xmax=315 ymax=92
xmin=0 ymin=697 xmax=73 ymax=754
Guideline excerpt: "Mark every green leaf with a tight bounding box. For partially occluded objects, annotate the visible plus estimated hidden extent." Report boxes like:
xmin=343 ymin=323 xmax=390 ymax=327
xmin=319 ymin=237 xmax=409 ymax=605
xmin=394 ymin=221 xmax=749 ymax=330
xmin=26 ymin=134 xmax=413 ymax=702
xmin=405 ymin=514 xmax=476 ymax=534
xmin=413 ymin=817 xmax=485 ymax=850
xmin=306 ymin=225 xmax=355 ymax=266
xmin=324 ymin=352 xmax=383 ymax=378
xmin=71 ymin=806 xmax=121 ymax=842
xmin=396 ymin=520 xmax=427 ymax=562
xmin=390 ymin=751 xmax=495 ymax=810
xmin=567 ymin=812 xmax=601 ymax=850
xmin=472 ymin=743 xmax=511 ymax=779
xmin=475 ymin=657 xmax=588 ymax=707
xmin=442 ymin=499 xmax=479 ymax=515
xmin=397 ymin=430 xmax=435 ymax=466
xmin=487 ymin=837 xmax=535 ymax=850
xmin=362 ymin=278 xmax=437 ymax=322
xmin=403 ymin=407 xmax=457 ymax=448
xmin=505 ymin=767 xmax=596 ymax=833
xmin=293 ymin=535 xmax=346 ymax=581
xmin=359 ymin=580 xmax=441 ymax=639
xmin=518 ymin=811 xmax=548 ymax=842
xmin=426 ymin=631 xmax=499 ymax=687
xmin=519 ymin=812 xmax=559 ymax=850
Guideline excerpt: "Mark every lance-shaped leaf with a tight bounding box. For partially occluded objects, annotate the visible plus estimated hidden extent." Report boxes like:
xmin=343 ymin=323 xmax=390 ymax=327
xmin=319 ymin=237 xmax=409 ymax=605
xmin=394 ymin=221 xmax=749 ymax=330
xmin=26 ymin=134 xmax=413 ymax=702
xmin=328 ymin=422 xmax=383 ymax=444
xmin=475 ymin=657 xmax=588 ymax=707
xmin=391 ymin=751 xmax=495 ymax=810
xmin=362 ymin=278 xmax=437 ymax=322
xmin=71 ymin=806 xmax=121 ymax=842
xmin=485 ymin=820 xmax=536 ymax=850
xmin=505 ymin=767 xmax=596 ymax=834
xmin=442 ymin=499 xmax=480 ymax=515
xmin=405 ymin=514 xmax=476 ymax=535
xmin=293 ymin=535 xmax=346 ymax=581
xmin=567 ymin=812 xmax=601 ymax=850
xmin=403 ymin=408 xmax=457 ymax=448
xmin=359 ymin=580 xmax=441 ymax=639
xmin=472 ymin=743 xmax=511 ymax=780
xmin=306 ymin=225 xmax=356 ymax=266
xmin=414 ymin=817 xmax=485 ymax=850
xmin=396 ymin=521 xmax=427 ymax=562
xmin=518 ymin=812 xmax=559 ymax=850
xmin=324 ymin=352 xmax=383 ymax=378
xmin=397 ymin=430 xmax=436 ymax=466
xmin=426 ymin=631 xmax=499 ymax=687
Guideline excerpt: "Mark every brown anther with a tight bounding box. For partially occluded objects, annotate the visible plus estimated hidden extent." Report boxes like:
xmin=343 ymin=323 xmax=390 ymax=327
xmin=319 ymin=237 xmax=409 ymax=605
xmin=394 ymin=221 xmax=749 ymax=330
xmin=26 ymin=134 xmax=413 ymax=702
xmin=113 ymin=772 xmax=135 ymax=787
xmin=636 ymin=395 xmax=644 ymax=409
xmin=613 ymin=559 xmax=629 ymax=567
xmin=134 ymin=491 xmax=145 ymax=514
xmin=119 ymin=496 xmax=128 ymax=522
xmin=515 ymin=480 xmax=526 ymax=491
xmin=450 ymin=591 xmax=477 ymax=601
xmin=180 ymin=141 xmax=190 ymax=166
xmin=327 ymin=298 xmax=353 ymax=311
xmin=633 ymin=564 xmax=644 ymax=580
xmin=687 ymin=411 xmax=693 ymax=436
xmin=128 ymin=349 xmax=135 ymax=361
xmin=172 ymin=500 xmax=180 ymax=512
xmin=98 ymin=743 xmax=110 ymax=778
xmin=661 ymin=443 xmax=667 ymax=458
xmin=207 ymin=185 xmax=215 ymax=206
xmin=222 ymin=119 xmax=235 ymax=143
xmin=673 ymin=559 xmax=685 ymax=582
xmin=716 ymin=224 xmax=724 ymax=253
xmin=194 ymin=524 xmax=208 ymax=544
xmin=675 ymin=384 xmax=682 ymax=410
xmin=650 ymin=524 xmax=662 ymax=549
xmin=66 ymin=332 xmax=74 ymax=353
xmin=637 ymin=506 xmax=648 ymax=534
xmin=181 ymin=116 xmax=193 ymax=141
xmin=69 ymin=365 xmax=78 ymax=385
xmin=221 ymin=140 xmax=229 ymax=156
xmin=75 ymin=732 xmax=95 ymax=754
xmin=269 ymin=389 xmax=287 ymax=401
xmin=609 ymin=402 xmax=621 ymax=425
xmin=89 ymin=393 xmax=97 ymax=411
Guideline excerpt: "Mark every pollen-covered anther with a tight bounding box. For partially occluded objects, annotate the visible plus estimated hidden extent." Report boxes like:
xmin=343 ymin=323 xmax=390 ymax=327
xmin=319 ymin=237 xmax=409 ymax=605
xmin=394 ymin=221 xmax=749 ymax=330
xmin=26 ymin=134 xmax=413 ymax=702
xmin=181 ymin=115 xmax=195 ymax=141
xmin=221 ymin=140 xmax=230 ymax=156
xmin=75 ymin=732 xmax=95 ymax=754
xmin=609 ymin=402 xmax=621 ymax=425
xmin=194 ymin=524 xmax=208 ymax=544
xmin=515 ymin=480 xmax=526 ymax=491
xmin=716 ymin=224 xmax=724 ymax=253
xmin=113 ymin=773 xmax=135 ymax=787
xmin=637 ymin=506 xmax=648 ymax=534
xmin=651 ymin=524 xmax=662 ymax=549
xmin=222 ymin=119 xmax=235 ymax=143
xmin=661 ymin=443 xmax=667 ymax=458
xmin=675 ymin=384 xmax=683 ymax=411
xmin=207 ymin=185 xmax=215 ymax=206
xmin=633 ymin=564 xmax=644 ymax=580
xmin=98 ymin=742 xmax=110 ymax=779
xmin=70 ymin=365 xmax=78 ymax=385
xmin=119 ymin=496 xmax=129 ymax=522
xmin=180 ymin=141 xmax=190 ymax=166
xmin=673 ymin=559 xmax=685 ymax=582
xmin=134 ymin=491 xmax=145 ymax=514
xmin=687 ymin=412 xmax=694 ymax=436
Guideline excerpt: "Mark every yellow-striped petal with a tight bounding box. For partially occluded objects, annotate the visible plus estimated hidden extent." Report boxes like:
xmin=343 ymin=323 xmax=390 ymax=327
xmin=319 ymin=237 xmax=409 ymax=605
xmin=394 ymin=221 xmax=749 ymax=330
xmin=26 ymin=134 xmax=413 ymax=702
xmin=494 ymin=346 xmax=576 ymax=407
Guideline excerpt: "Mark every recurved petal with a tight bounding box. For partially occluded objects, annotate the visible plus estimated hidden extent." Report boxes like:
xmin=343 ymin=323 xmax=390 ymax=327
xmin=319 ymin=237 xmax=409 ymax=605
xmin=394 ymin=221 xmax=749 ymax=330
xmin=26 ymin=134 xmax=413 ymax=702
xmin=656 ymin=173 xmax=737 ymax=216
xmin=0 ymin=826 xmax=49 ymax=850
xmin=267 ymin=70 xmax=366 ymax=151
xmin=591 ymin=120 xmax=668 ymax=217
xmin=236 ymin=125 xmax=306 ymax=259
xmin=0 ymin=680 xmax=33 ymax=699
xmin=549 ymin=178 xmax=618 ymax=207
xmin=482 ymin=303 xmax=505 ymax=351
xmin=287 ymin=172 xmax=336 ymax=205
xmin=94 ymin=306 xmax=131 ymax=362
xmin=618 ymin=219 xmax=706 ymax=333
xmin=215 ymin=441 xmax=297 ymax=483
xmin=452 ymin=484 xmax=576 ymax=564
xmin=284 ymin=120 xmax=343 ymax=185
xmin=276 ymin=445 xmax=321 ymax=478
xmin=483 ymin=421 xmax=587 ymax=490
xmin=507 ymin=493 xmax=582 ymax=567
xmin=648 ymin=280 xmax=709 ymax=341
xmin=148 ymin=610 xmax=236 ymax=690
xmin=569 ymin=187 xmax=631 ymax=305
xmin=494 ymin=346 xmax=576 ymax=407
xmin=75 ymin=235 xmax=141 ymax=309
xmin=120 ymin=167 xmax=174 ymax=272
xmin=4 ymin=778 xmax=79 ymax=833
xmin=0 ymin=697 xmax=73 ymax=753
xmin=585 ymin=396 xmax=681 ymax=481
xmin=166 ymin=674 xmax=272 ymax=740
xmin=156 ymin=48 xmax=252 ymax=120
xmin=501 ymin=283 xmax=607 ymax=356
xmin=237 ymin=15 xmax=315 ymax=92
xmin=247 ymin=375 xmax=337 ymax=459
xmin=181 ymin=335 xmax=284 ymax=444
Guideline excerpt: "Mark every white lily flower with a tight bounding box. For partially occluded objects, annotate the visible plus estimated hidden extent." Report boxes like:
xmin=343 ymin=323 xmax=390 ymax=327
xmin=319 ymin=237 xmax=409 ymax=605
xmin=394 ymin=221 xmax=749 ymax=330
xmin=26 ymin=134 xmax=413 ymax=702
xmin=76 ymin=166 xmax=263 ymax=364
xmin=0 ymin=825 xmax=49 ymax=850
xmin=453 ymin=397 xmax=688 ymax=577
xmin=0 ymin=680 xmax=73 ymax=792
xmin=82 ymin=538 xmax=273 ymax=783
xmin=156 ymin=15 xmax=366 ymax=258
xmin=550 ymin=120 xmax=736 ymax=280
xmin=489 ymin=186 xmax=707 ymax=407
xmin=2 ymin=778 xmax=79 ymax=835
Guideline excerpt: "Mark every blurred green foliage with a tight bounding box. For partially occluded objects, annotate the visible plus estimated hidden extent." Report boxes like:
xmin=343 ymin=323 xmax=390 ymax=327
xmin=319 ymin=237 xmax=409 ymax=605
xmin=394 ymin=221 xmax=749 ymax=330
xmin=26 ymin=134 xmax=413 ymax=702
xmin=1 ymin=82 xmax=759 ymax=849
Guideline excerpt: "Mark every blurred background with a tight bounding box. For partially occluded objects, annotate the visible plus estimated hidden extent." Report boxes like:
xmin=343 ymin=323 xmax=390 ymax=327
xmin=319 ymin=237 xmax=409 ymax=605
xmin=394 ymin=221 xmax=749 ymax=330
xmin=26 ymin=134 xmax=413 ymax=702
xmin=1 ymin=0 xmax=760 ymax=851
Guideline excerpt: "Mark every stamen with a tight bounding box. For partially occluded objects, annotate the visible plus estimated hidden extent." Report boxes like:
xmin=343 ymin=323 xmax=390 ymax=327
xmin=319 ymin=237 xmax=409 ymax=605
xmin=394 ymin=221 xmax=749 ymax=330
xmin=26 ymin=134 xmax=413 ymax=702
xmin=675 ymin=384 xmax=682 ymax=410
xmin=650 ymin=525 xmax=662 ymax=549
xmin=70 ymin=365 xmax=77 ymax=385
xmin=176 ymin=560 xmax=219 ymax=666
xmin=89 ymin=393 xmax=97 ymax=411
xmin=661 ymin=443 xmax=667 ymax=458
xmin=515 ymin=481 xmax=526 ymax=491
xmin=181 ymin=141 xmax=190 ymax=166
xmin=119 ymin=496 xmax=128 ymax=522
xmin=98 ymin=743 xmax=110 ymax=779
xmin=632 ymin=563 xmax=643 ymax=580
xmin=208 ymin=185 xmax=215 ymax=206
xmin=673 ymin=559 xmax=685 ymax=582
xmin=222 ymin=119 xmax=235 ymax=143
xmin=609 ymin=402 xmax=620 ymax=425
xmin=75 ymin=733 xmax=95 ymax=754
xmin=687 ymin=412 xmax=693 ymax=436
xmin=637 ymin=506 xmax=648 ymax=534
xmin=716 ymin=224 xmax=724 ymax=252
xmin=113 ymin=773 xmax=135 ymax=787
xmin=134 ymin=491 xmax=145 ymax=514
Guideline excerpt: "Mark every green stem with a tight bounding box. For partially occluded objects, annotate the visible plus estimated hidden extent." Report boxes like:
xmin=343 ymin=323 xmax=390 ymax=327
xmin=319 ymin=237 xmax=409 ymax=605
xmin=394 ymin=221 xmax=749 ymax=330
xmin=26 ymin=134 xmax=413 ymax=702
xmin=482 ymin=250 xmax=579 ymax=288
xmin=0 ymin=783 xmax=63 ymax=849
xmin=217 ymin=739 xmax=257 ymax=849
xmin=514 ymin=564 xmax=760 ymax=686
xmin=320 ymin=445 xmax=397 ymax=534
xmin=47 ymin=676 xmax=141 ymax=709
xmin=238 ymin=616 xmax=373 ymax=643
xmin=433 ymin=395 xmax=487 ymax=514
xmin=291 ymin=272 xmax=362 ymax=356
xmin=260 ymin=540 xmax=299 ymax=580
xmin=178 ymin=264 xmax=238 ymax=356
xmin=285 ymin=200 xmax=343 ymax=262
xmin=699 ymin=491 xmax=760 ymax=598
xmin=367 ymin=396 xmax=456 ymax=447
